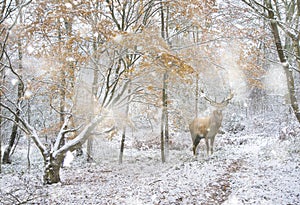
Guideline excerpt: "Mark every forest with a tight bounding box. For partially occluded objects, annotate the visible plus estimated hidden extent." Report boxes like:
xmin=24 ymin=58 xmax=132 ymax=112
xmin=0 ymin=0 xmax=300 ymax=204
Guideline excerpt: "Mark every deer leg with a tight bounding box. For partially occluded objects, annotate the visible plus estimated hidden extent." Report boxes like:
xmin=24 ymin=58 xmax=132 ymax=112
xmin=210 ymin=136 xmax=215 ymax=155
xmin=193 ymin=135 xmax=201 ymax=156
xmin=205 ymin=137 xmax=209 ymax=156
xmin=193 ymin=145 xmax=196 ymax=156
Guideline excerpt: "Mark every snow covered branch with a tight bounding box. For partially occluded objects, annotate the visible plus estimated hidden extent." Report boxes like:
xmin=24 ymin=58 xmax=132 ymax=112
xmin=0 ymin=101 xmax=47 ymax=153
xmin=53 ymin=114 xmax=104 ymax=158
xmin=53 ymin=115 xmax=72 ymax=151
xmin=0 ymin=102 xmax=26 ymax=130
xmin=23 ymin=121 xmax=47 ymax=154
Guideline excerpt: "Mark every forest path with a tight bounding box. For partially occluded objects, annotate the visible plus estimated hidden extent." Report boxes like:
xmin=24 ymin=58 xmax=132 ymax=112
xmin=1 ymin=134 xmax=299 ymax=204
xmin=58 ymin=133 xmax=300 ymax=204
xmin=202 ymin=159 xmax=244 ymax=204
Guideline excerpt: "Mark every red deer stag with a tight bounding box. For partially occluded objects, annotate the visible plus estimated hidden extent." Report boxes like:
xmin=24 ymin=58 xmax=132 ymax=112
xmin=189 ymin=91 xmax=233 ymax=156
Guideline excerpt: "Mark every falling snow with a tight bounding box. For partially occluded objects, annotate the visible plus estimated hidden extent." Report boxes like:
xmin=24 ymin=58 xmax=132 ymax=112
xmin=11 ymin=79 xmax=18 ymax=86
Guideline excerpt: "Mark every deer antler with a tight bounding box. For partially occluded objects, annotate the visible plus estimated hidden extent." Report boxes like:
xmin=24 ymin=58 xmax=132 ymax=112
xmin=200 ymin=89 xmax=234 ymax=108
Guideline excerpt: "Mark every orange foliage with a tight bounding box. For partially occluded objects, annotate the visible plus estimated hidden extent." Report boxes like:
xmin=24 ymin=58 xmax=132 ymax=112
xmin=157 ymin=52 xmax=194 ymax=77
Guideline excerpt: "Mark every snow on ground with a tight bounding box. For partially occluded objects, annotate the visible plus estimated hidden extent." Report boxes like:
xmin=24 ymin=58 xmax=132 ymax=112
xmin=1 ymin=130 xmax=299 ymax=204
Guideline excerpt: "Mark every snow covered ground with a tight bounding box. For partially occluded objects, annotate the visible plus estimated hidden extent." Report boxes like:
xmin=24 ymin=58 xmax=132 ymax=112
xmin=1 ymin=129 xmax=299 ymax=204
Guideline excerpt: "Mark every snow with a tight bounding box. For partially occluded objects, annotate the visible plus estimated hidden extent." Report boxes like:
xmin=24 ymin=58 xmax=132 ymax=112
xmin=66 ymin=57 xmax=75 ymax=62
xmin=222 ymin=195 xmax=242 ymax=205
xmin=1 ymin=129 xmax=299 ymax=204
xmin=282 ymin=61 xmax=289 ymax=67
xmin=264 ymin=65 xmax=288 ymax=96
xmin=65 ymin=3 xmax=72 ymax=9
xmin=63 ymin=151 xmax=74 ymax=167
xmin=24 ymin=89 xmax=33 ymax=99
xmin=0 ymin=91 xmax=299 ymax=204
xmin=113 ymin=34 xmax=123 ymax=44
xmin=11 ymin=78 xmax=18 ymax=86
xmin=219 ymin=41 xmax=247 ymax=101
xmin=77 ymin=23 xmax=92 ymax=38
xmin=26 ymin=45 xmax=35 ymax=54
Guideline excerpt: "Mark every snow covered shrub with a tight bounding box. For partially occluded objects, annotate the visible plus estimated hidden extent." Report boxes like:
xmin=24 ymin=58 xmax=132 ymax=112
xmin=226 ymin=113 xmax=246 ymax=134
xmin=0 ymin=173 xmax=47 ymax=204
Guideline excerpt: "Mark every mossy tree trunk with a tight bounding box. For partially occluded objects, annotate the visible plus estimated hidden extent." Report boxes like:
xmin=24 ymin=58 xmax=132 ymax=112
xmin=43 ymin=152 xmax=64 ymax=184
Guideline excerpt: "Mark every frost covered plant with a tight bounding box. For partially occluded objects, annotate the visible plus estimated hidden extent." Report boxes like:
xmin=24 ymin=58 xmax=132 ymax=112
xmin=0 ymin=99 xmax=105 ymax=184
xmin=31 ymin=114 xmax=104 ymax=184
xmin=0 ymin=174 xmax=47 ymax=204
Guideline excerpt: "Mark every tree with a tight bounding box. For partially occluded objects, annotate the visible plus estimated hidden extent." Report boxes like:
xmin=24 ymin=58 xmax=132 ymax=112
xmin=242 ymin=0 xmax=300 ymax=122
xmin=0 ymin=0 xmax=163 ymax=183
xmin=2 ymin=0 xmax=24 ymax=164
xmin=0 ymin=0 xmax=276 ymax=183
xmin=159 ymin=0 xmax=168 ymax=163
xmin=1 ymin=0 xmax=32 ymax=165
xmin=0 ymin=0 xmax=115 ymax=183
xmin=1 ymin=83 xmax=107 ymax=184
xmin=104 ymin=0 xmax=162 ymax=163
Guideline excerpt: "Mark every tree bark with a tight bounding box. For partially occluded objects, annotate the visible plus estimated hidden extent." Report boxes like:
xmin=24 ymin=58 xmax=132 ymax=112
xmin=163 ymin=72 xmax=169 ymax=161
xmin=86 ymin=136 xmax=94 ymax=162
xmin=27 ymin=104 xmax=31 ymax=171
xmin=195 ymin=73 xmax=199 ymax=117
xmin=160 ymin=113 xmax=165 ymax=163
xmin=2 ymin=123 xmax=18 ymax=163
xmin=43 ymin=152 xmax=63 ymax=184
xmin=87 ymin=36 xmax=99 ymax=162
xmin=265 ymin=0 xmax=300 ymax=122
xmin=119 ymin=85 xmax=131 ymax=164
xmin=119 ymin=127 xmax=126 ymax=164
xmin=0 ymin=126 xmax=1 ymax=173
xmin=159 ymin=0 xmax=169 ymax=163
xmin=0 ymin=122 xmax=1 ymax=173
xmin=2 ymin=22 xmax=24 ymax=164
xmin=160 ymin=71 xmax=168 ymax=163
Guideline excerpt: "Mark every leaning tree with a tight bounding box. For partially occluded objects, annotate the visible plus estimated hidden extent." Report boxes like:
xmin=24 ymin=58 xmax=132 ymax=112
xmin=242 ymin=0 xmax=300 ymax=122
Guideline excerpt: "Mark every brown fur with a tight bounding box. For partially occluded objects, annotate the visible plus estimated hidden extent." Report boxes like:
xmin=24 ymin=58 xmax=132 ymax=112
xmin=189 ymin=110 xmax=223 ymax=156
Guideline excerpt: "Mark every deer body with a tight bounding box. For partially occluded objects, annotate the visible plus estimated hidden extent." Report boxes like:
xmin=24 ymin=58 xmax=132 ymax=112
xmin=189 ymin=110 xmax=223 ymax=156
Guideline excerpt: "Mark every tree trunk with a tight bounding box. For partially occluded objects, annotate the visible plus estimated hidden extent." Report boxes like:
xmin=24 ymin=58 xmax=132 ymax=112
xmin=266 ymin=0 xmax=300 ymax=122
xmin=43 ymin=153 xmax=63 ymax=184
xmin=39 ymin=114 xmax=104 ymax=184
xmin=0 ymin=69 xmax=2 ymax=172
xmin=119 ymin=128 xmax=126 ymax=164
xmin=2 ymin=80 xmax=23 ymax=164
xmin=160 ymin=0 xmax=170 ymax=163
xmin=87 ymin=36 xmax=99 ymax=162
xmin=26 ymin=103 xmax=31 ymax=171
xmin=0 ymin=129 xmax=1 ymax=173
xmin=195 ymin=73 xmax=199 ymax=117
xmin=2 ymin=101 xmax=21 ymax=164
xmin=0 ymin=132 xmax=1 ymax=173
xmin=163 ymin=72 xmax=169 ymax=161
xmin=27 ymin=136 xmax=31 ymax=171
xmin=43 ymin=162 xmax=61 ymax=184
xmin=160 ymin=117 xmax=165 ymax=163
xmin=119 ymin=71 xmax=131 ymax=164
xmin=2 ymin=16 xmax=24 ymax=163
xmin=86 ymin=136 xmax=94 ymax=162
xmin=160 ymin=71 xmax=168 ymax=163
